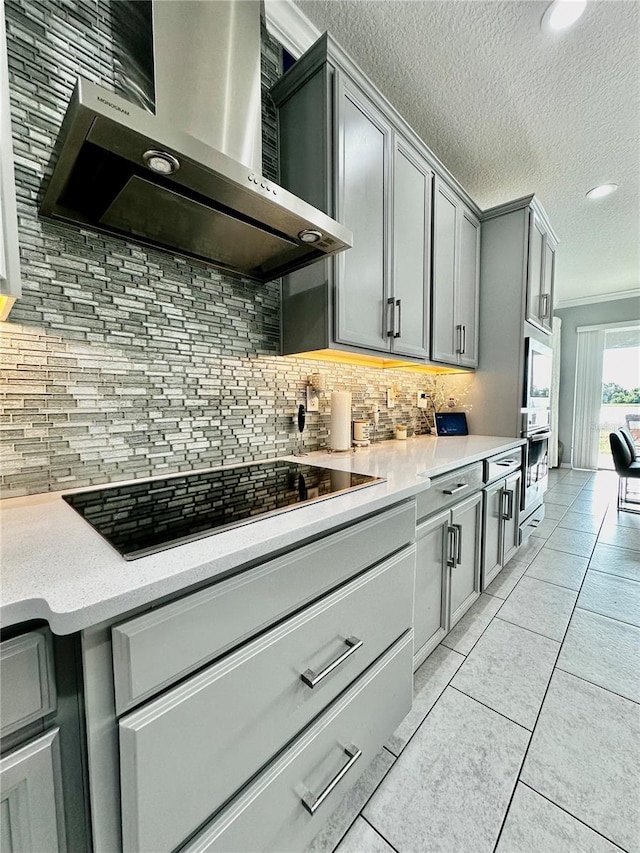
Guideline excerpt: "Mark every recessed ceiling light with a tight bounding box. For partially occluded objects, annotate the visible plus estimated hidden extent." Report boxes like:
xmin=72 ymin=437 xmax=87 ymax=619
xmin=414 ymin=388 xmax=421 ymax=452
xmin=586 ymin=183 xmax=618 ymax=200
xmin=541 ymin=0 xmax=587 ymax=33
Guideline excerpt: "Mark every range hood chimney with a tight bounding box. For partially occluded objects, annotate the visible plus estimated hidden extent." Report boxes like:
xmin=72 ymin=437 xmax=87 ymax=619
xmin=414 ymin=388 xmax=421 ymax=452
xmin=39 ymin=0 xmax=352 ymax=282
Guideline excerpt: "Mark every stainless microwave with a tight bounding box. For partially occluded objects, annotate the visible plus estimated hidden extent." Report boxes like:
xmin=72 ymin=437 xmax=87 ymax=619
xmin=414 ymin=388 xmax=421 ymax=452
xmin=522 ymin=337 xmax=552 ymax=435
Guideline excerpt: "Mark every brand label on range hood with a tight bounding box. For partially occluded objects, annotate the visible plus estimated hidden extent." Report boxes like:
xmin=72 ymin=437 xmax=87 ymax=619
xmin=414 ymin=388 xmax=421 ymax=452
xmin=96 ymin=96 xmax=131 ymax=116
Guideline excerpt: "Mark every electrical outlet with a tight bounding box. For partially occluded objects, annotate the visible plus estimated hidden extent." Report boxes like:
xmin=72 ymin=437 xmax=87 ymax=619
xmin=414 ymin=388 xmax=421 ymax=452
xmin=386 ymin=388 xmax=395 ymax=408
xmin=417 ymin=391 xmax=429 ymax=409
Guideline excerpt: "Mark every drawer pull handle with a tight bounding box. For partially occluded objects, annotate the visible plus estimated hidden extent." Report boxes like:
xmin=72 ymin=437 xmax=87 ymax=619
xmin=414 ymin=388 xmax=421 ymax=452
xmin=301 ymin=744 xmax=362 ymax=814
xmin=301 ymin=637 xmax=363 ymax=688
xmin=454 ymin=522 xmax=463 ymax=565
xmin=446 ymin=525 xmax=457 ymax=568
xmin=501 ymin=488 xmax=515 ymax=521
xmin=443 ymin=483 xmax=469 ymax=496
xmin=496 ymin=461 xmax=514 ymax=467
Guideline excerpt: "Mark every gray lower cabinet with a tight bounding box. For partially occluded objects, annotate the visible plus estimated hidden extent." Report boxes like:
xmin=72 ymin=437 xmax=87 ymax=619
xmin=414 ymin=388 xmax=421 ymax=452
xmin=104 ymin=501 xmax=417 ymax=853
xmin=431 ymin=177 xmax=480 ymax=368
xmin=119 ymin=547 xmax=415 ymax=853
xmin=413 ymin=488 xmax=482 ymax=670
xmin=0 ymin=631 xmax=56 ymax=739
xmin=413 ymin=509 xmax=449 ymax=668
xmin=0 ymin=729 xmax=65 ymax=853
xmin=449 ymin=492 xmax=483 ymax=626
xmin=181 ymin=632 xmax=413 ymax=853
xmin=482 ymin=471 xmax=522 ymax=588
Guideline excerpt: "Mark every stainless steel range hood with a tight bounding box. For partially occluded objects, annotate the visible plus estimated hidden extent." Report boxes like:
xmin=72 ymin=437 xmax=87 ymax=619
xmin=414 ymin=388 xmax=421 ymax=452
xmin=39 ymin=1 xmax=351 ymax=283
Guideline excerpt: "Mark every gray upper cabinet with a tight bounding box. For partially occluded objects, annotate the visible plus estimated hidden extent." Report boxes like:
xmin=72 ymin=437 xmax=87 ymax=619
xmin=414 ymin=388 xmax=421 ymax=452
xmin=271 ymin=35 xmax=469 ymax=366
xmin=0 ymin=2 xmax=22 ymax=318
xmin=391 ymin=139 xmax=432 ymax=359
xmin=525 ymin=209 xmax=556 ymax=334
xmin=431 ymin=178 xmax=480 ymax=368
xmin=335 ymin=79 xmax=392 ymax=351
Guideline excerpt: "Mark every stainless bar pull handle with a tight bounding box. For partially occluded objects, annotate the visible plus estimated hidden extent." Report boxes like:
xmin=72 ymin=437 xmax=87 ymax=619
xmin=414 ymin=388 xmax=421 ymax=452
xmin=386 ymin=297 xmax=395 ymax=338
xmin=496 ymin=461 xmax=513 ymax=467
xmin=454 ymin=523 xmax=463 ymax=565
xmin=505 ymin=488 xmax=514 ymax=521
xmin=500 ymin=488 xmax=510 ymax=521
xmin=394 ymin=298 xmax=402 ymax=338
xmin=539 ymin=293 xmax=550 ymax=319
xmin=455 ymin=324 xmax=463 ymax=354
xmin=461 ymin=324 xmax=466 ymax=355
xmin=443 ymin=483 xmax=469 ymax=496
xmin=446 ymin=525 xmax=457 ymax=568
xmin=301 ymin=744 xmax=362 ymax=815
xmin=301 ymin=636 xmax=363 ymax=688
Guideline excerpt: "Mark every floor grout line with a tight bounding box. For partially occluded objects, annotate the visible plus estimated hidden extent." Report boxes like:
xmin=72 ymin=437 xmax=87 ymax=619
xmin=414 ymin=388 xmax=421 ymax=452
xmin=490 ymin=492 xmax=601 ymax=853
xmin=564 ymin=604 xmax=640 ymax=631
xmin=449 ymin=684 xmax=534 ymax=734
xmin=553 ymin=666 xmax=640 ymax=707
xmin=494 ymin=613 xmax=569 ymax=645
xmin=334 ymin=474 xmax=633 ymax=853
xmin=360 ymin=814 xmax=400 ymax=853
xmin=517 ymin=781 xmax=629 ymax=852
xmin=585 ymin=567 xmax=640 ymax=586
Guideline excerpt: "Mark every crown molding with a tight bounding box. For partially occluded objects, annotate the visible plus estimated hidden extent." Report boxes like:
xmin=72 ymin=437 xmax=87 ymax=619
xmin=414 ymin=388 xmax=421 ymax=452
xmin=555 ymin=289 xmax=640 ymax=310
xmin=264 ymin=0 xmax=320 ymax=58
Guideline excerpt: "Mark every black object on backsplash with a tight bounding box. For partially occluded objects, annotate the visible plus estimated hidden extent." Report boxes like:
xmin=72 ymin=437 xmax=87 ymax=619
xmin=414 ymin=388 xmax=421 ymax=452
xmin=295 ymin=403 xmax=308 ymax=456
xmin=63 ymin=461 xmax=383 ymax=560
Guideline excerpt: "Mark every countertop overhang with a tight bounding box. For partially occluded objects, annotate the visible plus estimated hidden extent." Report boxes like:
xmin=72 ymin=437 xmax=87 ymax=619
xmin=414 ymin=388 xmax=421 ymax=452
xmin=0 ymin=435 xmax=525 ymax=634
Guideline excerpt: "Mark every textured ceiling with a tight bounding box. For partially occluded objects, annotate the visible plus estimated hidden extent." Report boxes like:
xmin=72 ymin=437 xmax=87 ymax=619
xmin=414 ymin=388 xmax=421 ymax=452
xmin=292 ymin=0 xmax=640 ymax=306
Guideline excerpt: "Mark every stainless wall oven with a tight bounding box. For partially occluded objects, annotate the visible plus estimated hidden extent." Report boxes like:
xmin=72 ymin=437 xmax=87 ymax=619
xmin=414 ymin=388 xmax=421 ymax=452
xmin=521 ymin=337 xmax=552 ymax=515
xmin=523 ymin=428 xmax=550 ymax=514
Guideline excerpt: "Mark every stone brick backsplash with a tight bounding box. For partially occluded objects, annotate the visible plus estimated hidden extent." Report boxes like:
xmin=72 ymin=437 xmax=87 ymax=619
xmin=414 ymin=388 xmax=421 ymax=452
xmin=1 ymin=0 xmax=472 ymax=498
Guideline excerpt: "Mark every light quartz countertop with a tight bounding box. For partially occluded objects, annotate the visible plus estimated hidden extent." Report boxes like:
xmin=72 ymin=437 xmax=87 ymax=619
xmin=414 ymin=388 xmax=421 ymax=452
xmin=0 ymin=434 xmax=524 ymax=634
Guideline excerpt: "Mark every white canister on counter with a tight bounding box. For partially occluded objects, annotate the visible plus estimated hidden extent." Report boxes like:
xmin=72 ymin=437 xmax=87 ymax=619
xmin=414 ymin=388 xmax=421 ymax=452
xmin=330 ymin=391 xmax=352 ymax=451
xmin=352 ymin=420 xmax=369 ymax=443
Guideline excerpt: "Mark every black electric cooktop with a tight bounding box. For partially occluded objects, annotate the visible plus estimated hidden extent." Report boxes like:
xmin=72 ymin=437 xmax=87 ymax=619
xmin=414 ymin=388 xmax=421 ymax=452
xmin=63 ymin=460 xmax=384 ymax=560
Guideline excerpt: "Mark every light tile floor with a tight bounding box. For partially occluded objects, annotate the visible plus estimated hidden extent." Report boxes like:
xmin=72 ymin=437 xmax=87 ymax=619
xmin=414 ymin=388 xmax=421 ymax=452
xmin=309 ymin=468 xmax=640 ymax=853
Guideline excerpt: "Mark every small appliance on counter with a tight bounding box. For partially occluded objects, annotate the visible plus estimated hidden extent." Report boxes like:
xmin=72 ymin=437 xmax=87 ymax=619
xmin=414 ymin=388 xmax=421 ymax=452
xmin=434 ymin=412 xmax=469 ymax=436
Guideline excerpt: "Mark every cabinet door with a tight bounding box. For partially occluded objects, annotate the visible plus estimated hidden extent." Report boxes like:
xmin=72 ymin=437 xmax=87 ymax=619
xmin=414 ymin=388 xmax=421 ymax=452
xmin=392 ymin=139 xmax=431 ymax=359
xmin=413 ymin=509 xmax=449 ymax=669
xmin=501 ymin=471 xmax=521 ymax=567
xmin=431 ymin=177 xmax=458 ymax=364
xmin=540 ymin=239 xmax=555 ymax=333
xmin=526 ymin=211 xmax=546 ymax=330
xmin=0 ymin=729 xmax=65 ymax=853
xmin=449 ymin=492 xmax=482 ymax=628
xmin=456 ymin=208 xmax=480 ymax=368
xmin=482 ymin=481 xmax=503 ymax=590
xmin=335 ymin=78 xmax=391 ymax=351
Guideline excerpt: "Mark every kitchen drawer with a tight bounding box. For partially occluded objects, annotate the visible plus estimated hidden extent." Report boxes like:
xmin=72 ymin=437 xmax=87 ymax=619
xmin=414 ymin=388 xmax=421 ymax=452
xmin=181 ymin=630 xmax=414 ymax=853
xmin=112 ymin=500 xmax=416 ymax=715
xmin=416 ymin=462 xmax=483 ymax=521
xmin=0 ymin=630 xmax=56 ymax=739
xmin=0 ymin=728 xmax=65 ymax=852
xmin=119 ymin=547 xmax=415 ymax=853
xmin=484 ymin=447 xmax=522 ymax=484
xmin=519 ymin=503 xmax=545 ymax=544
